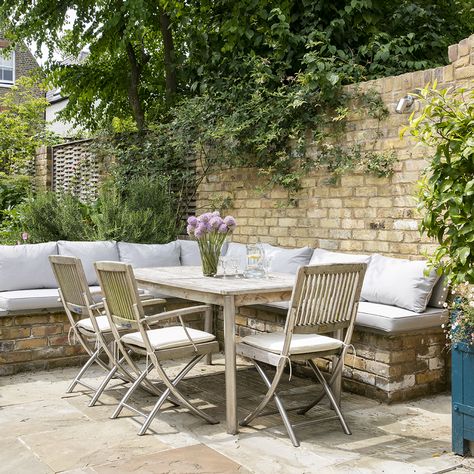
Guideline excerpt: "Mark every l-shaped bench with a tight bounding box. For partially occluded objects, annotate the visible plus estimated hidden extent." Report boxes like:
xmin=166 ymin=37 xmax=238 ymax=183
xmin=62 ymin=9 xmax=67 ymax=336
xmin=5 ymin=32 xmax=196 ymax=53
xmin=0 ymin=240 xmax=449 ymax=402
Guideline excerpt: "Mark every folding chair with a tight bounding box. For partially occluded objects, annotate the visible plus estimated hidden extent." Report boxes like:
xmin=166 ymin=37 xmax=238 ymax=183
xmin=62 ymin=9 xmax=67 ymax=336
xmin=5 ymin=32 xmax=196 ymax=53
xmin=94 ymin=261 xmax=219 ymax=435
xmin=49 ymin=255 xmax=166 ymax=406
xmin=237 ymin=263 xmax=367 ymax=447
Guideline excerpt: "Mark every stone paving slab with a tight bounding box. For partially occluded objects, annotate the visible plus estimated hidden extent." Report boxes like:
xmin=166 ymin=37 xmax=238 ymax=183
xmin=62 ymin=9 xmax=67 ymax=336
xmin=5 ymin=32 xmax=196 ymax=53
xmin=0 ymin=354 xmax=472 ymax=473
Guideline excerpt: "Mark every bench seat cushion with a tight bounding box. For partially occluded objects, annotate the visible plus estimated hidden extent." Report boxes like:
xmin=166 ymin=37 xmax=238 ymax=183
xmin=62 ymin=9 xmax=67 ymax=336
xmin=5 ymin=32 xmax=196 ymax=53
xmin=253 ymin=300 xmax=448 ymax=333
xmin=356 ymin=301 xmax=448 ymax=333
xmin=0 ymin=286 xmax=101 ymax=312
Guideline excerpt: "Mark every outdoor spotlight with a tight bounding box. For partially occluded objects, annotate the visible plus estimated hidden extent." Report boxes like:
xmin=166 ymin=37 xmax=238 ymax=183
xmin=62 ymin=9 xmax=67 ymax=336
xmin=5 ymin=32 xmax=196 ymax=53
xmin=395 ymin=95 xmax=415 ymax=114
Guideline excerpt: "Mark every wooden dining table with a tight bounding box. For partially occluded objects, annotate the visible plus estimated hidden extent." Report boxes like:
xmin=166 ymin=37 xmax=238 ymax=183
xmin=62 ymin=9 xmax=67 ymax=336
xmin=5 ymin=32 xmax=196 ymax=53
xmin=134 ymin=266 xmax=295 ymax=435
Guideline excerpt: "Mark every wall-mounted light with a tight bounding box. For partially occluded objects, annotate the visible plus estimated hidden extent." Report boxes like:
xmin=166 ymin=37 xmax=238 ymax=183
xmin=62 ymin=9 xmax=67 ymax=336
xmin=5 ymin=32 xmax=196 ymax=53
xmin=395 ymin=95 xmax=415 ymax=114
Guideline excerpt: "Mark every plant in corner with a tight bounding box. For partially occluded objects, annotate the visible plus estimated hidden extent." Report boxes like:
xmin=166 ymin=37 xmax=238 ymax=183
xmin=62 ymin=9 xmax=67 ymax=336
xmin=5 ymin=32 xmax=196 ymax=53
xmin=404 ymin=83 xmax=474 ymax=456
xmin=187 ymin=212 xmax=236 ymax=277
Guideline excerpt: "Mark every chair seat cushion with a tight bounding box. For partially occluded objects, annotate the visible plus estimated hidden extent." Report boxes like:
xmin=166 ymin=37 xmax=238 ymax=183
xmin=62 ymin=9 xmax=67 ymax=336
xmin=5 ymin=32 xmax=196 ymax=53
xmin=0 ymin=286 xmax=102 ymax=312
xmin=122 ymin=326 xmax=215 ymax=351
xmin=77 ymin=315 xmax=111 ymax=333
xmin=356 ymin=301 xmax=448 ymax=333
xmin=241 ymin=331 xmax=343 ymax=355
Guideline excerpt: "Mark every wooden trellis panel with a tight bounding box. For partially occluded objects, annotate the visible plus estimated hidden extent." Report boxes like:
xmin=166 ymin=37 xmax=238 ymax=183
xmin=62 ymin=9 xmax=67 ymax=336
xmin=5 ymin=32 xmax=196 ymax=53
xmin=51 ymin=139 xmax=100 ymax=202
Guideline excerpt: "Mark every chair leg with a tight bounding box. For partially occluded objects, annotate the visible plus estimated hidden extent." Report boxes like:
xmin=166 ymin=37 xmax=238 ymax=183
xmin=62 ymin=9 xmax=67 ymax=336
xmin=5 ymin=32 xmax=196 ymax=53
xmin=66 ymin=347 xmax=103 ymax=393
xmin=88 ymin=355 xmax=128 ymax=407
xmin=138 ymin=354 xmax=206 ymax=436
xmin=253 ymin=362 xmax=300 ymax=447
xmin=240 ymin=361 xmax=286 ymax=428
xmin=298 ymin=355 xmax=345 ymax=415
xmin=153 ymin=358 xmax=218 ymax=426
xmin=111 ymin=363 xmax=153 ymax=419
xmin=307 ymin=360 xmax=351 ymax=435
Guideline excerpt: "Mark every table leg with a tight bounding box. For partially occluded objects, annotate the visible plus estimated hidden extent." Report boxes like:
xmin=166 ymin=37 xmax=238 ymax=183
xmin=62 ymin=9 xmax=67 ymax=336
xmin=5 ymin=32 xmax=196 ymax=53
xmin=223 ymin=295 xmax=238 ymax=434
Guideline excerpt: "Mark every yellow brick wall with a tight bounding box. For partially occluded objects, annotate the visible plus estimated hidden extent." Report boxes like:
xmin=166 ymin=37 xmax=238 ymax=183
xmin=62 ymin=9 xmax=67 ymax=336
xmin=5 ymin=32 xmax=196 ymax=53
xmin=196 ymin=34 xmax=474 ymax=259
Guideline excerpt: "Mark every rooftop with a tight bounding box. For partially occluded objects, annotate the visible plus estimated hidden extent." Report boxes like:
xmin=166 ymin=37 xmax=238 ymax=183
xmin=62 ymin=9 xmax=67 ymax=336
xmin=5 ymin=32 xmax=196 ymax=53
xmin=1 ymin=354 xmax=472 ymax=474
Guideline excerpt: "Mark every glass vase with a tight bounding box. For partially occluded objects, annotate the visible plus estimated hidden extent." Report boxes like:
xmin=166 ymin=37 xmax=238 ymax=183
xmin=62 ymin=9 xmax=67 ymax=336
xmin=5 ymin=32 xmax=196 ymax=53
xmin=199 ymin=241 xmax=223 ymax=277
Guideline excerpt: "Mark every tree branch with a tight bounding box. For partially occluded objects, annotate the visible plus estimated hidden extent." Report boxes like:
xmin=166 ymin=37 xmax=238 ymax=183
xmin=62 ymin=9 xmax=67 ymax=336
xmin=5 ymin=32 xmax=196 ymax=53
xmin=126 ymin=41 xmax=145 ymax=130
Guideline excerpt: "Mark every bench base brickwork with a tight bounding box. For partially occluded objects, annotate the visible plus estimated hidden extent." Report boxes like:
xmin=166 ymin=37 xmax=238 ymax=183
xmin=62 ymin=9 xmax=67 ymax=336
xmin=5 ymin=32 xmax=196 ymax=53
xmin=216 ymin=305 xmax=449 ymax=403
xmin=0 ymin=299 xmax=207 ymax=376
xmin=0 ymin=310 xmax=86 ymax=376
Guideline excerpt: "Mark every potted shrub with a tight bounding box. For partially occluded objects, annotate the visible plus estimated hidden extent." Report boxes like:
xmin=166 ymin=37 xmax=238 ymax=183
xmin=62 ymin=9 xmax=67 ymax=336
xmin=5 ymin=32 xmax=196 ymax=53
xmin=404 ymin=83 xmax=474 ymax=455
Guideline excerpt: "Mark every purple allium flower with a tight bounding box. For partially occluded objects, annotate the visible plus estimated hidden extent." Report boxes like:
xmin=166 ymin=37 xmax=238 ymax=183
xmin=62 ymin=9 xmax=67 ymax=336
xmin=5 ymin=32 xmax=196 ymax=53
xmin=209 ymin=216 xmax=224 ymax=229
xmin=194 ymin=227 xmax=204 ymax=238
xmin=187 ymin=216 xmax=198 ymax=227
xmin=21 ymin=232 xmax=29 ymax=241
xmin=199 ymin=213 xmax=211 ymax=223
xmin=186 ymin=224 xmax=195 ymax=235
xmin=218 ymin=223 xmax=228 ymax=233
xmin=223 ymin=215 xmax=236 ymax=229
xmin=211 ymin=210 xmax=221 ymax=217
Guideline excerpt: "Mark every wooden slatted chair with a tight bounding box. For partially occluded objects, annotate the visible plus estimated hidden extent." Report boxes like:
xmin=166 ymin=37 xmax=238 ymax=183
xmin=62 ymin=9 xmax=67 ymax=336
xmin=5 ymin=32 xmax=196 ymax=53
xmin=237 ymin=263 xmax=367 ymax=447
xmin=94 ymin=261 xmax=219 ymax=435
xmin=49 ymin=255 xmax=166 ymax=406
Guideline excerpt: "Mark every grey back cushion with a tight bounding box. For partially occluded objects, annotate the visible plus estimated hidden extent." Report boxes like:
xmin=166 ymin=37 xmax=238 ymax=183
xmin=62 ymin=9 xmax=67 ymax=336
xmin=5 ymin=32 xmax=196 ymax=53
xmin=310 ymin=248 xmax=371 ymax=265
xmin=178 ymin=239 xmax=202 ymax=266
xmin=361 ymin=254 xmax=440 ymax=313
xmin=262 ymin=243 xmax=313 ymax=275
xmin=428 ymin=275 xmax=449 ymax=308
xmin=0 ymin=242 xmax=58 ymax=291
xmin=58 ymin=240 xmax=120 ymax=285
xmin=225 ymin=242 xmax=248 ymax=272
xmin=178 ymin=239 xmax=228 ymax=266
xmin=118 ymin=242 xmax=180 ymax=268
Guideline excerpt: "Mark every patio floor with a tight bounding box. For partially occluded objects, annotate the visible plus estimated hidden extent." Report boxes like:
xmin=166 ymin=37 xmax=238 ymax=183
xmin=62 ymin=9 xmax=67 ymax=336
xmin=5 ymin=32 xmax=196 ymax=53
xmin=0 ymin=354 xmax=472 ymax=474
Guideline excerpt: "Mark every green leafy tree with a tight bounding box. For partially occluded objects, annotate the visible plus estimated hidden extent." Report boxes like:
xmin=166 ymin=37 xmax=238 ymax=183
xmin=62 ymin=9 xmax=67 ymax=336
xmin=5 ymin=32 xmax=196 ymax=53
xmin=403 ymin=84 xmax=474 ymax=284
xmin=0 ymin=76 xmax=54 ymax=174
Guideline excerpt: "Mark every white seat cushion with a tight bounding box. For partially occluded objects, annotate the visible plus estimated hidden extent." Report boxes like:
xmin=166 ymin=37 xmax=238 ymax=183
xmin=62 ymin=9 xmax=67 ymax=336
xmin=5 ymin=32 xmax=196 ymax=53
xmin=0 ymin=288 xmax=63 ymax=311
xmin=122 ymin=326 xmax=215 ymax=350
xmin=241 ymin=331 xmax=343 ymax=355
xmin=77 ymin=315 xmax=111 ymax=333
xmin=356 ymin=301 xmax=448 ymax=333
xmin=0 ymin=286 xmax=102 ymax=312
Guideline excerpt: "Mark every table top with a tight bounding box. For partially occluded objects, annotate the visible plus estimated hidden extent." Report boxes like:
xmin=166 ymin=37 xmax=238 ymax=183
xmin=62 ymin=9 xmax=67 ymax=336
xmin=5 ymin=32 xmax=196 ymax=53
xmin=134 ymin=266 xmax=295 ymax=297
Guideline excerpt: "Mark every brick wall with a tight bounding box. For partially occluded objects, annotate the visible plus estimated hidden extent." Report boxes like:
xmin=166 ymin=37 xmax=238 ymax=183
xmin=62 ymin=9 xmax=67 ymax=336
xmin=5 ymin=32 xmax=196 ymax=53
xmin=0 ymin=310 xmax=86 ymax=376
xmin=0 ymin=38 xmax=40 ymax=98
xmin=196 ymin=35 xmax=474 ymax=259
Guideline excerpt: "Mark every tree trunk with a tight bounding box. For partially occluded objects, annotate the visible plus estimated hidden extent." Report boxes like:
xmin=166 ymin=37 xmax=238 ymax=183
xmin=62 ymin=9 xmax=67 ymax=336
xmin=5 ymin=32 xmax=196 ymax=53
xmin=126 ymin=41 xmax=146 ymax=130
xmin=159 ymin=10 xmax=177 ymax=106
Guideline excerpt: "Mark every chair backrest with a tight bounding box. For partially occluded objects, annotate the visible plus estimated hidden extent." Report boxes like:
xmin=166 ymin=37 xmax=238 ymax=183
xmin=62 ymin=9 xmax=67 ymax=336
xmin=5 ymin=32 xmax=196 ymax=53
xmin=49 ymin=255 xmax=94 ymax=313
xmin=285 ymin=263 xmax=367 ymax=338
xmin=94 ymin=261 xmax=144 ymax=328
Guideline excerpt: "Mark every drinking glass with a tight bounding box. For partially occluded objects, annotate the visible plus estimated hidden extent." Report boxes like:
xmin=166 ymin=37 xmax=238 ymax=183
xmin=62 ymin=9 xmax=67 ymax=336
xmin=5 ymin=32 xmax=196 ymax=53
xmin=228 ymin=258 xmax=240 ymax=277
xmin=263 ymin=254 xmax=273 ymax=279
xmin=218 ymin=256 xmax=229 ymax=278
